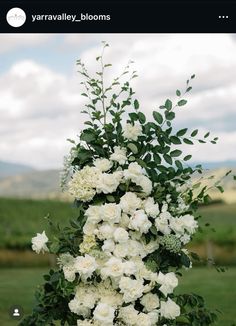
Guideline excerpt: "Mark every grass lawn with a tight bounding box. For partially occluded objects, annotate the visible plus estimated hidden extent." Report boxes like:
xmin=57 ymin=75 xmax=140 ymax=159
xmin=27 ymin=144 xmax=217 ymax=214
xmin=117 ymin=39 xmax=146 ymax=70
xmin=0 ymin=267 xmax=235 ymax=325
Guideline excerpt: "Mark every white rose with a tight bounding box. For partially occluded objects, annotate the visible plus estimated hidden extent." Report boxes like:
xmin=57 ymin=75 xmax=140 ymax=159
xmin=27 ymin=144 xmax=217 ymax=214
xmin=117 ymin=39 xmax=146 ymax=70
xmin=110 ymin=146 xmax=127 ymax=165
xmin=160 ymin=298 xmax=180 ymax=319
xmin=77 ymin=320 xmax=93 ymax=326
xmin=96 ymin=223 xmax=115 ymax=240
xmin=137 ymin=175 xmax=152 ymax=195
xmin=123 ymin=261 xmax=137 ymax=276
xmin=156 ymin=272 xmax=178 ymax=296
xmin=114 ymin=227 xmax=129 ymax=243
xmin=120 ymin=192 xmax=142 ymax=214
xmin=74 ymin=254 xmax=97 ymax=280
xmin=148 ymin=310 xmax=159 ymax=325
xmin=63 ymin=265 xmax=76 ymax=282
xmin=124 ymin=162 xmax=143 ymax=180
xmin=180 ymin=234 xmax=191 ymax=244
xmin=85 ymin=205 xmax=102 ymax=224
xmin=155 ymin=212 xmax=171 ymax=235
xmin=181 ymin=214 xmax=198 ymax=234
xmin=123 ymin=122 xmax=142 ymax=141
xmin=96 ymin=171 xmax=123 ymax=194
xmin=119 ymin=305 xmax=139 ymax=325
xmin=127 ymin=239 xmax=146 ymax=258
xmin=101 ymin=256 xmax=124 ymax=279
xmin=129 ymin=210 xmax=152 ymax=234
xmin=102 ymin=239 xmax=115 ymax=253
xmin=93 ymin=303 xmax=115 ymax=325
xmin=143 ymin=197 xmax=160 ymax=218
xmin=136 ymin=312 xmax=152 ymax=326
xmin=140 ymin=293 xmax=160 ymax=312
xmin=113 ymin=243 xmax=129 ymax=258
xmin=83 ymin=221 xmax=97 ymax=236
xmin=31 ymin=231 xmax=49 ymax=254
xmin=101 ymin=203 xmax=121 ymax=223
xmin=93 ymin=158 xmax=113 ymax=172
xmin=119 ymin=276 xmax=144 ymax=303
xmin=169 ymin=216 xmax=185 ymax=235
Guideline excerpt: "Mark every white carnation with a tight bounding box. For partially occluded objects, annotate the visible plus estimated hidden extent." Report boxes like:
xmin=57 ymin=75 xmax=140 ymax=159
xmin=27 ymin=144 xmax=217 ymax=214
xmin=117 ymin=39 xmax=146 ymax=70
xmin=93 ymin=303 xmax=115 ymax=325
xmin=160 ymin=298 xmax=180 ymax=319
xmin=156 ymin=271 xmax=178 ymax=296
xmin=96 ymin=171 xmax=123 ymax=194
xmin=93 ymin=158 xmax=113 ymax=172
xmin=140 ymin=293 xmax=160 ymax=312
xmin=119 ymin=276 xmax=144 ymax=303
xmin=120 ymin=192 xmax=142 ymax=214
xmin=123 ymin=122 xmax=142 ymax=141
xmin=129 ymin=210 xmax=152 ymax=234
xmin=74 ymin=254 xmax=97 ymax=280
xmin=114 ymin=227 xmax=129 ymax=243
xmin=31 ymin=231 xmax=49 ymax=254
xmin=110 ymin=146 xmax=127 ymax=165
xmin=143 ymin=197 xmax=160 ymax=218
xmin=101 ymin=203 xmax=121 ymax=224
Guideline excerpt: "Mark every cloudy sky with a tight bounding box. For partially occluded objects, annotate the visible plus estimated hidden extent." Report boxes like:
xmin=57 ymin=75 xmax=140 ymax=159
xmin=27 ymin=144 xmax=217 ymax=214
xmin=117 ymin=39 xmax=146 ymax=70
xmin=0 ymin=34 xmax=236 ymax=169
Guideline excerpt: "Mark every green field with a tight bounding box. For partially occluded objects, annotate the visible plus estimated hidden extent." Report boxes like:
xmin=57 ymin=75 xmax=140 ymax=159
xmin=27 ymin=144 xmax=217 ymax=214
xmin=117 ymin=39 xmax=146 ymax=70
xmin=0 ymin=267 xmax=235 ymax=325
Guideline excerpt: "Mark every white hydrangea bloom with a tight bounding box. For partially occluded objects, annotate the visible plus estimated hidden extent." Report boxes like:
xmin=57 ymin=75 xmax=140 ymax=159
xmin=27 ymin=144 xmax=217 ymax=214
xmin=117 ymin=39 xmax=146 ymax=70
xmin=93 ymin=158 xmax=113 ymax=172
xmin=156 ymin=271 xmax=178 ymax=296
xmin=31 ymin=231 xmax=49 ymax=254
xmin=160 ymin=298 xmax=180 ymax=319
xmin=110 ymin=146 xmax=127 ymax=165
xmin=123 ymin=123 xmax=142 ymax=141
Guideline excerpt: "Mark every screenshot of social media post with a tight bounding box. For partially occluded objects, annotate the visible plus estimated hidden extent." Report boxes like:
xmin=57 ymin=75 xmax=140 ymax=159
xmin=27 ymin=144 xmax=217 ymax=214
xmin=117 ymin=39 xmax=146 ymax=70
xmin=0 ymin=1 xmax=236 ymax=325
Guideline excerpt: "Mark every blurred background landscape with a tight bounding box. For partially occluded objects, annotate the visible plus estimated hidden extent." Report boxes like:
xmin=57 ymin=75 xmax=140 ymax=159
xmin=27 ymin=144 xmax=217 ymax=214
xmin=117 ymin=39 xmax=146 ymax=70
xmin=0 ymin=34 xmax=236 ymax=325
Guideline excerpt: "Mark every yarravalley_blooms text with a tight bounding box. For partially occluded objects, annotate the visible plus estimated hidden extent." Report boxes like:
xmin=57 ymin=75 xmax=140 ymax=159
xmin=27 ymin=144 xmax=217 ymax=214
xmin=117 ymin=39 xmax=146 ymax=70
xmin=21 ymin=42 xmax=228 ymax=326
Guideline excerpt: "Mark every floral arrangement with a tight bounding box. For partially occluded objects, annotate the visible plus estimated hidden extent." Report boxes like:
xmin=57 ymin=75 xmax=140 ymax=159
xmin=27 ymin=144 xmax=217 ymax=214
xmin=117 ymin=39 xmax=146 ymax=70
xmin=21 ymin=43 xmax=227 ymax=326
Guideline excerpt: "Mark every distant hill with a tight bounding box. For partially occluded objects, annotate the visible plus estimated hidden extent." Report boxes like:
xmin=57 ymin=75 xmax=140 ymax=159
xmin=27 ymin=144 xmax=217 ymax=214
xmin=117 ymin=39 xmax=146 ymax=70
xmin=0 ymin=169 xmax=62 ymax=199
xmin=0 ymin=161 xmax=34 ymax=179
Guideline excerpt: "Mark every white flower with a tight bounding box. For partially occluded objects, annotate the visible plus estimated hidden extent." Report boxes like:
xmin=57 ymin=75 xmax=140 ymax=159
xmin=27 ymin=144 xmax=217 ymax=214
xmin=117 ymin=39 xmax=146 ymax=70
xmin=93 ymin=303 xmax=115 ymax=325
xmin=156 ymin=272 xmax=178 ymax=296
xmin=101 ymin=203 xmax=121 ymax=224
xmin=85 ymin=205 xmax=102 ymax=224
xmin=160 ymin=298 xmax=180 ymax=319
xmin=137 ymin=175 xmax=152 ymax=195
xmin=68 ymin=166 xmax=101 ymax=202
xmin=155 ymin=212 xmax=171 ymax=235
xmin=93 ymin=158 xmax=113 ymax=172
xmin=124 ymin=162 xmax=143 ymax=180
xmin=119 ymin=276 xmax=144 ymax=303
xmin=68 ymin=298 xmax=90 ymax=317
xmin=110 ymin=146 xmax=127 ymax=165
xmin=119 ymin=305 xmax=139 ymax=325
xmin=123 ymin=122 xmax=142 ymax=141
xmin=114 ymin=227 xmax=129 ymax=243
xmin=83 ymin=220 xmax=97 ymax=236
xmin=74 ymin=254 xmax=97 ymax=280
xmin=120 ymin=192 xmax=142 ymax=214
xmin=143 ymin=197 xmax=160 ymax=218
xmin=96 ymin=171 xmax=123 ymax=194
xmin=96 ymin=223 xmax=115 ymax=240
xmin=136 ymin=312 xmax=152 ymax=326
xmin=101 ymin=256 xmax=124 ymax=279
xmin=31 ymin=231 xmax=49 ymax=254
xmin=129 ymin=210 xmax=152 ymax=234
xmin=77 ymin=320 xmax=93 ymax=326
xmin=181 ymin=214 xmax=198 ymax=234
xmin=102 ymin=239 xmax=115 ymax=253
xmin=140 ymin=293 xmax=160 ymax=312
xmin=169 ymin=217 xmax=185 ymax=235
xmin=63 ymin=265 xmax=76 ymax=282
xmin=180 ymin=233 xmax=191 ymax=244
xmin=113 ymin=243 xmax=129 ymax=258
xmin=75 ymin=285 xmax=97 ymax=309
xmin=127 ymin=239 xmax=146 ymax=258
xmin=123 ymin=261 xmax=137 ymax=275
xmin=142 ymin=240 xmax=159 ymax=255
xmin=148 ymin=310 xmax=159 ymax=325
